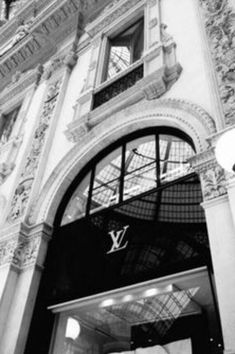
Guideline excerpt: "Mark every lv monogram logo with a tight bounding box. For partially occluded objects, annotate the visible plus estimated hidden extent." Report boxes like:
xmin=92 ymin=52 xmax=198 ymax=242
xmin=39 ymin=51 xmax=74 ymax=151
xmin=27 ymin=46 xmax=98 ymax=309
xmin=107 ymin=225 xmax=129 ymax=254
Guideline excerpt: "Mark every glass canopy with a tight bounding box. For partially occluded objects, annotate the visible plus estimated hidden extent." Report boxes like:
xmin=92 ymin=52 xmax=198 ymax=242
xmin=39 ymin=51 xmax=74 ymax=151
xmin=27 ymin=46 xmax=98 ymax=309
xmin=61 ymin=131 xmax=195 ymax=225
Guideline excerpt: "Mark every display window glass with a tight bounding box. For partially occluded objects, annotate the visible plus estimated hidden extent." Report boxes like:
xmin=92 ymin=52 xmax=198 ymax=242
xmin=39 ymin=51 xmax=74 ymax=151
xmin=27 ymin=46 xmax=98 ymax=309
xmin=50 ymin=269 xmax=222 ymax=354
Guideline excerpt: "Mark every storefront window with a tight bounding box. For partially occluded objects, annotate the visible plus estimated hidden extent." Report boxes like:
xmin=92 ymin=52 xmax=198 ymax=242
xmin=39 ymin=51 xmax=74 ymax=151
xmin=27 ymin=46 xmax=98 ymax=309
xmin=50 ymin=269 xmax=222 ymax=354
xmin=26 ymin=129 xmax=223 ymax=354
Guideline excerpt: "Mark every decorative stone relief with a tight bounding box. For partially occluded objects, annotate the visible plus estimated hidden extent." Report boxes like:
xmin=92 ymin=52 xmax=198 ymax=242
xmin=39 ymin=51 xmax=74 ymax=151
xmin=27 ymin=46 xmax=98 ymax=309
xmin=8 ymin=79 xmax=62 ymax=222
xmin=0 ymin=238 xmax=18 ymax=267
xmin=0 ymin=162 xmax=15 ymax=184
xmin=41 ymin=57 xmax=66 ymax=81
xmin=13 ymin=236 xmax=41 ymax=269
xmin=200 ymin=164 xmax=227 ymax=200
xmin=0 ymin=66 xmax=43 ymax=186
xmin=41 ymin=47 xmax=78 ymax=81
xmin=8 ymin=178 xmax=34 ymax=221
xmin=189 ymin=148 xmax=227 ymax=200
xmin=12 ymin=19 xmax=34 ymax=46
xmin=199 ymin=0 xmax=235 ymax=125
xmin=0 ymin=236 xmax=41 ymax=269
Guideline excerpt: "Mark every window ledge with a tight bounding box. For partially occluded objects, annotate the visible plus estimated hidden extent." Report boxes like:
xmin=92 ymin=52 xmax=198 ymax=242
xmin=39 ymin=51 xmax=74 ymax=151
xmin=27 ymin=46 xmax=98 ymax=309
xmin=65 ymin=63 xmax=182 ymax=143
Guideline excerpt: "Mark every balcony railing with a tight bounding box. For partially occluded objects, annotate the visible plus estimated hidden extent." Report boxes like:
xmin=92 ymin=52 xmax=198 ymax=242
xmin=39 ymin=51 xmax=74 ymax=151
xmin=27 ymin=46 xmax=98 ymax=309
xmin=93 ymin=64 xmax=144 ymax=109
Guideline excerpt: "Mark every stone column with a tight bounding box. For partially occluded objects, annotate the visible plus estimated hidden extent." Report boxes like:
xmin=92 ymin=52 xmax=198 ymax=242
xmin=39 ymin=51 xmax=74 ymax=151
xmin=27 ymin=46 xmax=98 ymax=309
xmin=191 ymin=149 xmax=235 ymax=354
xmin=0 ymin=222 xmax=52 ymax=354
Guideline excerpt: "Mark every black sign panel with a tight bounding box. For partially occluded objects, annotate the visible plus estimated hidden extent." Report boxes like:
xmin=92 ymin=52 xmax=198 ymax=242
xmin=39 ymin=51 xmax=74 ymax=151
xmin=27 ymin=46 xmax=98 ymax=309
xmin=48 ymin=203 xmax=210 ymax=304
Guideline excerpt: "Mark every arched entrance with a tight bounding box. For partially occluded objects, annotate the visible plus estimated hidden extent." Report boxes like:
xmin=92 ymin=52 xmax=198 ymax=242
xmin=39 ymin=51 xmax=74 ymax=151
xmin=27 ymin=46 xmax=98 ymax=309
xmin=25 ymin=127 xmax=223 ymax=354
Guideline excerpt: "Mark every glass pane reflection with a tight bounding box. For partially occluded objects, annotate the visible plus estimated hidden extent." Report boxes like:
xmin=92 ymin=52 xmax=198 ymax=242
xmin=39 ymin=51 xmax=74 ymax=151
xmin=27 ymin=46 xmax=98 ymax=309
xmin=61 ymin=173 xmax=90 ymax=225
xmin=124 ymin=136 xmax=157 ymax=200
xmin=61 ymin=132 xmax=195 ymax=225
xmin=91 ymin=147 xmax=122 ymax=213
xmin=106 ymin=19 xmax=144 ymax=81
xmin=159 ymin=135 xmax=193 ymax=183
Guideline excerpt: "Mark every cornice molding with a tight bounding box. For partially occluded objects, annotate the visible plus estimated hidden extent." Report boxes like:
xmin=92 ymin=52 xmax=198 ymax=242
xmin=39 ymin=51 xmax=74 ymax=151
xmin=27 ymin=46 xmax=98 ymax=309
xmin=0 ymin=0 xmax=82 ymax=90
xmin=86 ymin=0 xmax=144 ymax=38
xmin=0 ymin=65 xmax=43 ymax=106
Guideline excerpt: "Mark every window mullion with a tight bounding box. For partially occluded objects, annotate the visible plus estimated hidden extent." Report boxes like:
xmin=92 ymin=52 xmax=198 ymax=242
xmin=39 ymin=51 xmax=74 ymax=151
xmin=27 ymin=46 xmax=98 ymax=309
xmin=86 ymin=167 xmax=95 ymax=216
xmin=156 ymin=134 xmax=160 ymax=187
xmin=119 ymin=144 xmax=126 ymax=203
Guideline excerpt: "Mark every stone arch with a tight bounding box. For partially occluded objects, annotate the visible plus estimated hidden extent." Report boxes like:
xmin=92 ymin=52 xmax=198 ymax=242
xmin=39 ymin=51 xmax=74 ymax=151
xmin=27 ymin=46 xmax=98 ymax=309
xmin=27 ymin=98 xmax=216 ymax=226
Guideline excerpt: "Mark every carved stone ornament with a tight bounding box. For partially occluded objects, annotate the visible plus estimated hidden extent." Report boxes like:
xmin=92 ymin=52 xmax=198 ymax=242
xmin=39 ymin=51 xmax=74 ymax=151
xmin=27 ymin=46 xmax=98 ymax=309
xmin=8 ymin=79 xmax=62 ymax=222
xmin=65 ymin=113 xmax=89 ymax=143
xmin=0 ymin=236 xmax=40 ymax=269
xmin=189 ymin=148 xmax=227 ymax=200
xmin=13 ymin=236 xmax=41 ymax=269
xmin=160 ymin=23 xmax=174 ymax=45
xmin=0 ymin=162 xmax=15 ymax=184
xmin=200 ymin=163 xmax=227 ymax=200
xmin=41 ymin=57 xmax=67 ymax=81
xmin=199 ymin=0 xmax=235 ymax=125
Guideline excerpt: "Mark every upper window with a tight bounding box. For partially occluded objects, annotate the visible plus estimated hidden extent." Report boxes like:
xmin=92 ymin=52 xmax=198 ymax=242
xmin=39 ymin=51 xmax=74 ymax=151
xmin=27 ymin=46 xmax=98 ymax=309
xmin=105 ymin=18 xmax=144 ymax=81
xmin=93 ymin=18 xmax=144 ymax=109
xmin=0 ymin=105 xmax=20 ymax=144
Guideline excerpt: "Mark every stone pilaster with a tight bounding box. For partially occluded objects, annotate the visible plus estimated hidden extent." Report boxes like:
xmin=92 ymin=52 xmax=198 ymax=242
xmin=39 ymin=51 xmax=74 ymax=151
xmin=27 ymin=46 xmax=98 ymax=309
xmin=0 ymin=222 xmax=53 ymax=354
xmin=7 ymin=46 xmax=78 ymax=224
xmin=191 ymin=148 xmax=235 ymax=354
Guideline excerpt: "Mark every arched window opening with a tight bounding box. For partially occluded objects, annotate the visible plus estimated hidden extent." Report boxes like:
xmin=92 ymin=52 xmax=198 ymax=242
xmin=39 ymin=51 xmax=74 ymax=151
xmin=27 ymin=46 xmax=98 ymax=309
xmin=61 ymin=131 xmax=195 ymax=225
xmin=25 ymin=129 xmax=223 ymax=354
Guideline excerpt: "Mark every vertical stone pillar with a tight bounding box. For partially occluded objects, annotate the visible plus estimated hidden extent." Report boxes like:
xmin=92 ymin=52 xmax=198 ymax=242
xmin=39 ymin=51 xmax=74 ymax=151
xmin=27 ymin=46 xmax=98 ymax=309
xmin=191 ymin=149 xmax=235 ymax=354
xmin=0 ymin=222 xmax=52 ymax=354
xmin=6 ymin=46 xmax=78 ymax=224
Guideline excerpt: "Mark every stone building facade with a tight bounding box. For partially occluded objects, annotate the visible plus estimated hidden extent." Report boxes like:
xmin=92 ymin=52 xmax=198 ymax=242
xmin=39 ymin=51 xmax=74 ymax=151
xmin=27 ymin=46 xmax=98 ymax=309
xmin=0 ymin=0 xmax=235 ymax=353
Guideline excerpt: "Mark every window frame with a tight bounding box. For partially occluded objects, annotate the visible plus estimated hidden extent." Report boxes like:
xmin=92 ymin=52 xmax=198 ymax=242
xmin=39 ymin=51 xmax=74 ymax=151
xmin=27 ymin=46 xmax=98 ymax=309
xmin=95 ymin=9 xmax=145 ymax=88
xmin=58 ymin=128 xmax=196 ymax=227
xmin=103 ymin=17 xmax=144 ymax=82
